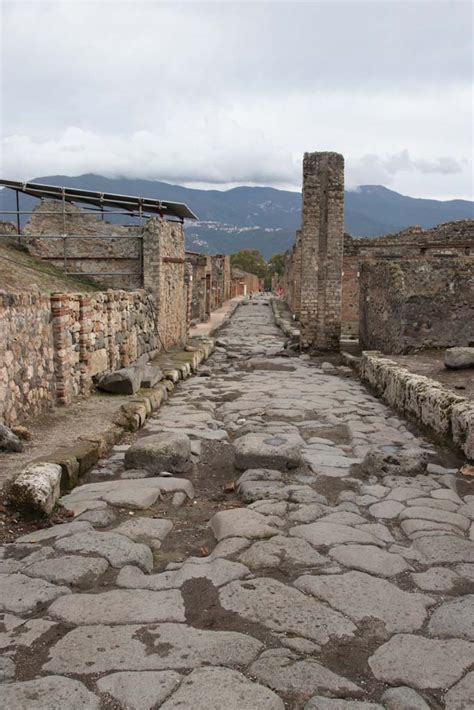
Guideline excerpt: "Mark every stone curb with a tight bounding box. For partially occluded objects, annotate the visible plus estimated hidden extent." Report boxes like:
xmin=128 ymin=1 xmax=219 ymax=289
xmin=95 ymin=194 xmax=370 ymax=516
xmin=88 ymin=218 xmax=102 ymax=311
xmin=271 ymin=298 xmax=300 ymax=342
xmin=6 ymin=337 xmax=215 ymax=514
xmin=358 ymin=351 xmax=474 ymax=461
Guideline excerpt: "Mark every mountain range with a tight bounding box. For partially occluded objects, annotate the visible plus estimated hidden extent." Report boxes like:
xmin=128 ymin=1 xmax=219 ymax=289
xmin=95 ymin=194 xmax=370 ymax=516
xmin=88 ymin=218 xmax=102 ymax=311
xmin=1 ymin=174 xmax=472 ymax=259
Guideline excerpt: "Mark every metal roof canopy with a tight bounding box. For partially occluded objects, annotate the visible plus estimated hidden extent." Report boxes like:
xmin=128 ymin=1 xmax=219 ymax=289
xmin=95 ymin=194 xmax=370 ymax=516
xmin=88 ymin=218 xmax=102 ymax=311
xmin=0 ymin=179 xmax=198 ymax=221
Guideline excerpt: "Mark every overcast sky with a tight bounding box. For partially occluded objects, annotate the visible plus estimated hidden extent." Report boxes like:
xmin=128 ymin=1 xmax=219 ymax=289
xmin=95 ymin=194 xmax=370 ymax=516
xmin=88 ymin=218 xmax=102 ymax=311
xmin=1 ymin=0 xmax=472 ymax=199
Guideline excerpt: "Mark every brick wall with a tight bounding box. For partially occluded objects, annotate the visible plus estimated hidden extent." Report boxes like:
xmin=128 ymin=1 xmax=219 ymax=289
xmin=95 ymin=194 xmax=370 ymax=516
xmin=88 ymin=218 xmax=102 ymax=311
xmin=359 ymin=258 xmax=474 ymax=353
xmin=299 ymin=152 xmax=344 ymax=351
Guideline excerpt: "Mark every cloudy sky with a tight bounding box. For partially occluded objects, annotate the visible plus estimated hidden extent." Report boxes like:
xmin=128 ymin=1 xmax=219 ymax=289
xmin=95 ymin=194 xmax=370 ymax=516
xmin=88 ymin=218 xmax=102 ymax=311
xmin=1 ymin=0 xmax=472 ymax=199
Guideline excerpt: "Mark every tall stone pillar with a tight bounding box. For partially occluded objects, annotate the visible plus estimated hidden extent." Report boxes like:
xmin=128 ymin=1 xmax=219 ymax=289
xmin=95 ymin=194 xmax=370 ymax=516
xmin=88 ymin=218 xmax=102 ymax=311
xmin=299 ymin=151 xmax=344 ymax=350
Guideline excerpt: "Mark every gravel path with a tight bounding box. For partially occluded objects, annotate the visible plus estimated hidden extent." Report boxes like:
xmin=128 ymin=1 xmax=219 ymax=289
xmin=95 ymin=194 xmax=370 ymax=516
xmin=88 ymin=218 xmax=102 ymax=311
xmin=1 ymin=296 xmax=473 ymax=709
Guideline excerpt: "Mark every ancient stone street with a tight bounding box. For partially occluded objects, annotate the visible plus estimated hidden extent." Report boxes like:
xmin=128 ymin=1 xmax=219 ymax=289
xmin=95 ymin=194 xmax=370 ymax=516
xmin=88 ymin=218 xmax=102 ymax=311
xmin=1 ymin=298 xmax=473 ymax=709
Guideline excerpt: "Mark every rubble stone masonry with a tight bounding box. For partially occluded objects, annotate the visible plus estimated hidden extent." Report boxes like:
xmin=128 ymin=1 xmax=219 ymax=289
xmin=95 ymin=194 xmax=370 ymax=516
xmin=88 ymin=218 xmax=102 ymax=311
xmin=299 ymin=152 xmax=344 ymax=350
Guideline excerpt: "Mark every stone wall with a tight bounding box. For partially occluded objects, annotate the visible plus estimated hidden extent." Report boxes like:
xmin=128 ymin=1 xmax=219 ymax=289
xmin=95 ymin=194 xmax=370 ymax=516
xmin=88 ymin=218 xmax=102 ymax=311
xmin=342 ymin=220 xmax=474 ymax=338
xmin=299 ymin=152 xmax=345 ymax=351
xmin=186 ymin=252 xmax=212 ymax=323
xmin=0 ymin=291 xmax=56 ymax=427
xmin=230 ymin=270 xmax=261 ymax=297
xmin=359 ymin=258 xmax=474 ymax=354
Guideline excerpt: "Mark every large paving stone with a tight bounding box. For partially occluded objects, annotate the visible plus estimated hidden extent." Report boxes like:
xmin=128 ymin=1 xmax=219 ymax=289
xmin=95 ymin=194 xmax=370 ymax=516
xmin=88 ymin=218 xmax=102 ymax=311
xmin=0 ymin=675 xmax=100 ymax=709
xmin=55 ymin=531 xmax=153 ymax=572
xmin=381 ymin=686 xmax=430 ymax=710
xmin=428 ymin=595 xmax=474 ymax=640
xmin=305 ymin=700 xmax=383 ymax=710
xmin=444 ymin=671 xmax=474 ymax=709
xmin=413 ymin=536 xmax=474 ymax=564
xmin=160 ymin=666 xmax=285 ymax=709
xmin=368 ymin=500 xmax=405 ymax=519
xmin=411 ymin=567 xmax=459 ymax=592
xmin=209 ymin=508 xmax=281 ymax=541
xmin=368 ymin=634 xmax=474 ymax=689
xmin=48 ymin=589 xmax=185 ymax=624
xmin=97 ymin=671 xmax=182 ymax=710
xmin=290 ymin=522 xmax=385 ymax=548
xmin=362 ymin=447 xmax=428 ymax=477
xmin=23 ymin=555 xmax=109 ymax=586
xmin=295 ymin=571 xmax=433 ymax=633
xmin=117 ymin=558 xmax=250 ymax=590
xmin=124 ymin=433 xmax=192 ymax=474
xmin=44 ymin=623 xmax=263 ymax=673
xmin=219 ymin=577 xmax=356 ymax=644
xmin=0 ymin=573 xmax=70 ymax=614
xmin=250 ymin=649 xmax=361 ymax=697
xmin=329 ymin=544 xmax=411 ymax=577
xmin=400 ymin=507 xmax=470 ymax=531
xmin=233 ymin=433 xmax=302 ymax=471
xmin=16 ymin=520 xmax=92 ymax=543
xmin=112 ymin=518 xmax=173 ymax=549
xmin=240 ymin=535 xmax=328 ymax=569
xmin=0 ymin=613 xmax=56 ymax=650
xmin=0 ymin=655 xmax=15 ymax=682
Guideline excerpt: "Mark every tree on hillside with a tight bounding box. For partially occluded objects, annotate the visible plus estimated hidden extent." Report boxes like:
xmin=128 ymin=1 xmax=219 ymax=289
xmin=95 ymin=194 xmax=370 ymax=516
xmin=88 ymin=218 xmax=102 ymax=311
xmin=230 ymin=249 xmax=267 ymax=280
xmin=267 ymin=252 xmax=285 ymax=277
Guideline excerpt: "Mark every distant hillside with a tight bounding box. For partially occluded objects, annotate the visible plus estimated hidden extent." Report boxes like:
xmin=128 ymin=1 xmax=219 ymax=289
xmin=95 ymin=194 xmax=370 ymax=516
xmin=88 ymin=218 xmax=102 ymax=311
xmin=1 ymin=175 xmax=472 ymax=258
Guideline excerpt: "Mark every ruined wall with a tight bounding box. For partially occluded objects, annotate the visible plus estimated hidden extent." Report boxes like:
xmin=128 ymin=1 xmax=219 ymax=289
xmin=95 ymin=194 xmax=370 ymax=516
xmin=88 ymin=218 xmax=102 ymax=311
xmin=186 ymin=253 xmax=212 ymax=323
xmin=359 ymin=258 xmax=474 ymax=354
xmin=230 ymin=270 xmax=260 ymax=297
xmin=299 ymin=152 xmax=344 ymax=350
xmin=0 ymin=291 xmax=56 ymax=427
xmin=342 ymin=220 xmax=474 ymax=338
xmin=24 ymin=201 xmax=142 ymax=289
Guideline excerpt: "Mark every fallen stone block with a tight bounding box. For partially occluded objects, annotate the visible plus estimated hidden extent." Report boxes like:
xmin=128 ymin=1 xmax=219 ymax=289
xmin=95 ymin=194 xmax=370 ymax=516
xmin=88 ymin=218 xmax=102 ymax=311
xmin=0 ymin=423 xmax=23 ymax=452
xmin=124 ymin=432 xmax=192 ymax=474
xmin=9 ymin=463 xmax=62 ymax=514
xmin=445 ymin=347 xmax=474 ymax=370
xmin=97 ymin=367 xmax=143 ymax=395
xmin=141 ymin=365 xmax=163 ymax=388
xmin=233 ymin=433 xmax=303 ymax=471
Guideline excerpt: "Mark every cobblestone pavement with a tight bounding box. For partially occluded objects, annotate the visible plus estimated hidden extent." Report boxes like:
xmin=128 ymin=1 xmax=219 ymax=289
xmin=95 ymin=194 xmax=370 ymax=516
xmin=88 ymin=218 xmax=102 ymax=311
xmin=1 ymin=297 xmax=473 ymax=709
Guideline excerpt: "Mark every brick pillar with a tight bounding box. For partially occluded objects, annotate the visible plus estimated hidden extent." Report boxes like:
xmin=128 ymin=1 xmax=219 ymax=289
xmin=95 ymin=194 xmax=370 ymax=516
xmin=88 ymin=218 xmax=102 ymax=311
xmin=299 ymin=151 xmax=344 ymax=351
xmin=50 ymin=292 xmax=73 ymax=405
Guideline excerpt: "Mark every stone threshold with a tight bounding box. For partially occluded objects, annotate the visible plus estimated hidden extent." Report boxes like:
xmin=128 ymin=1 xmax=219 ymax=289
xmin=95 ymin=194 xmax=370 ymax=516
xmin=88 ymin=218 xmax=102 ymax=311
xmin=6 ymin=336 xmax=215 ymax=513
xmin=343 ymin=350 xmax=473 ymax=461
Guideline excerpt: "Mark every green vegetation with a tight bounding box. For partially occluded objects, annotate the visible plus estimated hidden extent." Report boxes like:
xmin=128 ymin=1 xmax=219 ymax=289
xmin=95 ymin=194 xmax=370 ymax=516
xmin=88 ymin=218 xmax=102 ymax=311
xmin=231 ymin=249 xmax=285 ymax=289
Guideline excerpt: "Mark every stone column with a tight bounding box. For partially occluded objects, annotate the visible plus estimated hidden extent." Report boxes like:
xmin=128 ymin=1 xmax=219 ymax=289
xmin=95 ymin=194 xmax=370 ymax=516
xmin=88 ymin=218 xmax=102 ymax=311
xmin=299 ymin=151 xmax=344 ymax=351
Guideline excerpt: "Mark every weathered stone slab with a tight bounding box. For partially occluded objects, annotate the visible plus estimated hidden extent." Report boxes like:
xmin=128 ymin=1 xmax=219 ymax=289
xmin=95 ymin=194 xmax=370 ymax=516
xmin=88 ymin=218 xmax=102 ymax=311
xmin=411 ymin=567 xmax=459 ymax=592
xmin=295 ymin=571 xmax=433 ymax=633
xmin=444 ymin=671 xmax=474 ymax=710
xmin=400 ymin=507 xmax=470 ymax=531
xmin=0 ymin=655 xmax=15 ymax=682
xmin=0 ymin=573 xmax=70 ymax=614
xmin=23 ymin=555 xmax=108 ymax=586
xmin=117 ymin=558 xmax=250 ymax=590
xmin=362 ymin=447 xmax=428 ymax=477
xmin=97 ymin=366 xmax=142 ymax=394
xmin=55 ymin=531 xmax=153 ymax=572
xmin=112 ymin=518 xmax=173 ymax=549
xmin=428 ymin=595 xmax=474 ymax=640
xmin=48 ymin=589 xmax=185 ymax=624
xmin=160 ymin=666 xmax=285 ymax=709
xmin=381 ymin=687 xmax=430 ymax=710
xmin=97 ymin=671 xmax=181 ymax=710
xmin=124 ymin=433 xmax=192 ymax=474
xmin=209 ymin=508 xmax=281 ymax=541
xmin=44 ymin=623 xmax=263 ymax=673
xmin=369 ymin=634 xmax=474 ymax=689
xmin=16 ymin=521 xmax=92 ymax=544
xmin=445 ymin=347 xmax=474 ymax=370
xmin=368 ymin=500 xmax=405 ymax=519
xmin=413 ymin=536 xmax=474 ymax=564
xmin=0 ymin=613 xmax=56 ymax=650
xmin=249 ymin=649 xmax=361 ymax=697
xmin=240 ymin=535 xmax=327 ymax=569
xmin=233 ymin=433 xmax=302 ymax=471
xmin=0 ymin=676 xmax=100 ymax=709
xmin=219 ymin=577 xmax=356 ymax=644
xmin=9 ymin=463 xmax=62 ymax=514
xmin=329 ymin=544 xmax=411 ymax=577
xmin=290 ymin=522 xmax=384 ymax=548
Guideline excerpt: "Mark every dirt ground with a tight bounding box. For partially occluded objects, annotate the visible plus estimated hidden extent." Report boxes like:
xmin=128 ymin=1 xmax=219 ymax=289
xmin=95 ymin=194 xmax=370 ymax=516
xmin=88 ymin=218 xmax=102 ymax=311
xmin=390 ymin=349 xmax=474 ymax=401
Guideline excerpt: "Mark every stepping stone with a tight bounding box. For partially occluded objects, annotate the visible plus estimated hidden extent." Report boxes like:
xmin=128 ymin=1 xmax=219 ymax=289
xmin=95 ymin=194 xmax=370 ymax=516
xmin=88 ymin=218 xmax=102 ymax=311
xmin=124 ymin=432 xmax=192 ymax=474
xmin=295 ymin=571 xmax=433 ymax=633
xmin=117 ymin=558 xmax=250 ymax=590
xmin=0 ymin=676 xmax=99 ymax=709
xmin=249 ymin=649 xmax=361 ymax=697
xmin=48 ymin=589 xmax=185 ymax=624
xmin=369 ymin=634 xmax=474 ymax=689
xmin=329 ymin=544 xmax=411 ymax=577
xmin=55 ymin=531 xmax=153 ymax=572
xmin=428 ymin=595 xmax=474 ymax=640
xmin=209 ymin=509 xmax=281 ymax=541
xmin=219 ymin=577 xmax=356 ymax=645
xmin=233 ymin=433 xmax=303 ymax=471
xmin=444 ymin=671 xmax=474 ymax=710
xmin=290 ymin=522 xmax=385 ymax=548
xmin=240 ymin=535 xmax=327 ymax=569
xmin=0 ymin=573 xmax=70 ymax=614
xmin=381 ymin=687 xmax=430 ymax=709
xmin=23 ymin=555 xmax=109 ymax=586
xmin=97 ymin=671 xmax=182 ymax=710
xmin=160 ymin=667 xmax=285 ymax=709
xmin=44 ymin=623 xmax=263 ymax=674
